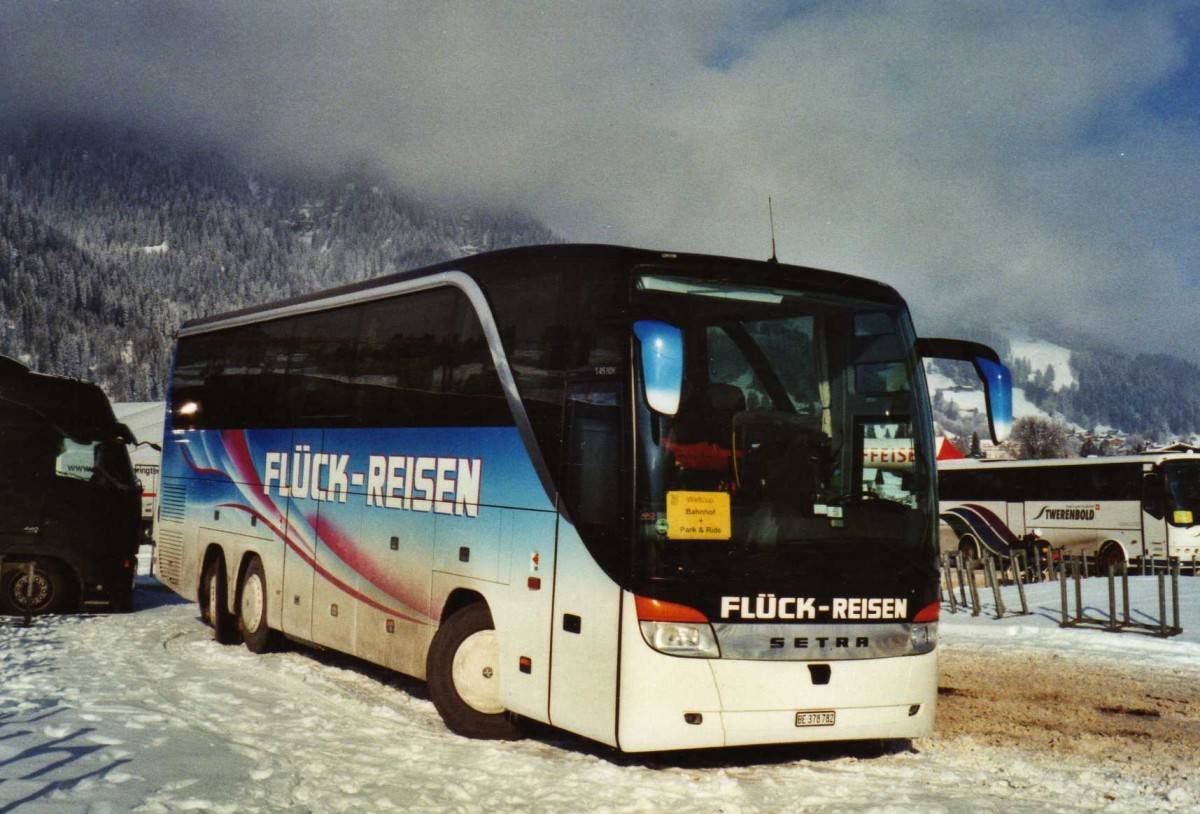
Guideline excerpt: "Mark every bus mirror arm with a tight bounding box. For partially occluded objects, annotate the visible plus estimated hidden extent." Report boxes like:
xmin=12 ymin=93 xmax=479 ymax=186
xmin=915 ymin=338 xmax=1013 ymax=445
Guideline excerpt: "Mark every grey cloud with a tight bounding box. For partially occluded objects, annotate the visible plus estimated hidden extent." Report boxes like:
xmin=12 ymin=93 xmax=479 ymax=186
xmin=2 ymin=1 xmax=1197 ymax=360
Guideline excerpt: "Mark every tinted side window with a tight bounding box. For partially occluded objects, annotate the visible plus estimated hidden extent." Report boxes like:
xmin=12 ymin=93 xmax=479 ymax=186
xmin=1088 ymin=463 xmax=1142 ymax=500
xmin=172 ymin=319 xmax=293 ymax=429
xmin=172 ymin=286 xmax=511 ymax=430
xmin=562 ymin=381 xmax=624 ymax=570
xmin=289 ymin=306 xmax=362 ymax=427
xmin=937 ymin=469 xmax=964 ymax=501
xmin=939 ymin=466 xmax=1026 ymax=501
xmin=355 ymin=288 xmax=511 ymax=427
xmin=939 ymin=463 xmax=1144 ymax=503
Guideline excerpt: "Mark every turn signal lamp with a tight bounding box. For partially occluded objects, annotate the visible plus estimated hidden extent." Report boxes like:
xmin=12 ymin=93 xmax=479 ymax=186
xmin=635 ymin=595 xmax=719 ymax=658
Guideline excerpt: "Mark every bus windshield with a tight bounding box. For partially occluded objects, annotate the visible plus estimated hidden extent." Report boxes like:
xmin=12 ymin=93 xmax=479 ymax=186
xmin=1163 ymin=459 xmax=1200 ymax=526
xmin=633 ymin=273 xmax=933 ymax=580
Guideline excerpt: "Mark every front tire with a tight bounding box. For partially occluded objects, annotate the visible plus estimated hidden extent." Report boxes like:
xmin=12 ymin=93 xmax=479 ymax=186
xmin=426 ymin=603 xmax=520 ymax=740
xmin=238 ymin=557 xmax=278 ymax=653
xmin=1 ymin=561 xmax=70 ymax=615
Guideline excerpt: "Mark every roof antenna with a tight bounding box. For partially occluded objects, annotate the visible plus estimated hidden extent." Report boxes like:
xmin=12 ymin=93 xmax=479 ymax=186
xmin=767 ymin=197 xmax=779 ymax=263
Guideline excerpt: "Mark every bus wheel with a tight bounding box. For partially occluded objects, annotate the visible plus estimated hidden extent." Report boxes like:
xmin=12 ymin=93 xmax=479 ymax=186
xmin=426 ymin=603 xmax=520 ymax=740
xmin=238 ymin=557 xmax=278 ymax=654
xmin=201 ymin=556 xmax=238 ymax=644
xmin=958 ymin=537 xmax=980 ymax=564
xmin=1097 ymin=543 xmax=1125 ymax=574
xmin=2 ymin=561 xmax=68 ymax=615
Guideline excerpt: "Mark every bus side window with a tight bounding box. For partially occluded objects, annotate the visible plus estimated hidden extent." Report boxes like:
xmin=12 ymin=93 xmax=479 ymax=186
xmin=172 ymin=320 xmax=293 ymax=430
xmin=1143 ymin=472 xmax=1164 ymax=519
xmin=356 ymin=290 xmax=455 ymax=427
xmin=288 ymin=306 xmax=362 ymax=427
xmin=355 ymin=288 xmax=510 ymax=428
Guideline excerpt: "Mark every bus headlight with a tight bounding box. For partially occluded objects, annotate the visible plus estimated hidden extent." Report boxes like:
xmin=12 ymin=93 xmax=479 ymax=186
xmin=639 ymin=620 xmax=720 ymax=658
xmin=909 ymin=601 xmax=939 ymax=655
xmin=909 ymin=622 xmax=938 ymax=655
xmin=635 ymin=595 xmax=720 ymax=658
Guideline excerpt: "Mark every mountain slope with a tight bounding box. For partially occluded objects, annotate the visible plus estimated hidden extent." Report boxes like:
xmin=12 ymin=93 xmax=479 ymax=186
xmin=0 ymin=121 xmax=557 ymax=399
xmin=927 ymin=327 xmax=1200 ymax=443
xmin=4 ymin=121 xmax=1199 ymax=439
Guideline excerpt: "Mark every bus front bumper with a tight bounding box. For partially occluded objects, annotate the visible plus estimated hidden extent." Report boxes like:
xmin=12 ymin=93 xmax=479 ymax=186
xmin=617 ymin=619 xmax=938 ymax=752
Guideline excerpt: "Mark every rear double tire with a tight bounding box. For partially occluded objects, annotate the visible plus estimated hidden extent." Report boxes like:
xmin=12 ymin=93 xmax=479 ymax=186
xmin=238 ymin=556 xmax=279 ymax=653
xmin=426 ymin=603 xmax=520 ymax=740
xmin=201 ymin=555 xmax=238 ymax=644
xmin=1097 ymin=542 xmax=1126 ymax=574
xmin=958 ymin=536 xmax=980 ymax=564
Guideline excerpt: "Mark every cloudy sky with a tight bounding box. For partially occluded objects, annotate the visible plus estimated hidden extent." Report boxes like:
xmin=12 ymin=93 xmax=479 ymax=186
xmin=3 ymin=2 xmax=1198 ymax=359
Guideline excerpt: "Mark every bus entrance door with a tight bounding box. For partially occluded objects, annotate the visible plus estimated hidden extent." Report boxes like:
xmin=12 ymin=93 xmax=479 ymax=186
xmin=548 ymin=521 xmax=621 ymax=747
xmin=1142 ymin=471 xmax=1167 ymax=560
xmin=547 ymin=382 xmax=623 ymax=746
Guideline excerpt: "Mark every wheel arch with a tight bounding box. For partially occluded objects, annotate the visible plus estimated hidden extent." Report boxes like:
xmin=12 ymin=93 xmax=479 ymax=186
xmin=957 ymin=533 xmax=981 ymax=558
xmin=1 ymin=550 xmax=75 ymax=573
xmin=440 ymin=587 xmax=489 ymax=624
xmin=1098 ymin=538 xmax=1130 ymax=562
xmin=425 ymin=595 xmax=520 ymax=740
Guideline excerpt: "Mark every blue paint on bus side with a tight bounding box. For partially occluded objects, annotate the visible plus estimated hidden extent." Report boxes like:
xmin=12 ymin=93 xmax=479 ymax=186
xmin=162 ymin=424 xmax=553 ymax=622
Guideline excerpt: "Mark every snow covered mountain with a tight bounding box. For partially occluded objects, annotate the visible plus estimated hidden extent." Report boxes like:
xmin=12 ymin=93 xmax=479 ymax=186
xmin=3 ymin=120 xmax=1198 ymax=440
xmin=0 ymin=121 xmax=558 ymax=400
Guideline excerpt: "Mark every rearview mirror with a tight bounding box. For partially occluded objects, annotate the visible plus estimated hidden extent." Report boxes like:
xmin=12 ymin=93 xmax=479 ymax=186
xmin=972 ymin=356 xmax=1013 ymax=444
xmin=915 ymin=337 xmax=1013 ymax=444
xmin=634 ymin=320 xmax=683 ymax=416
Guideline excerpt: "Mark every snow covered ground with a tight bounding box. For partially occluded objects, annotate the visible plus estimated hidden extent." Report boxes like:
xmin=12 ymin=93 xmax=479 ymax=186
xmin=1 ymin=555 xmax=1196 ymax=813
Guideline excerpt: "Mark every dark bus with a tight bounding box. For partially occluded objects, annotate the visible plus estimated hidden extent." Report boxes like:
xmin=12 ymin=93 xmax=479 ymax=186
xmin=0 ymin=357 xmax=143 ymax=614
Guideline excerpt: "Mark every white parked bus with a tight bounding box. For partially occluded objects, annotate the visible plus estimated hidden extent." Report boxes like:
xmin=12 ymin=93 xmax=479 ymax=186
xmin=155 ymin=244 xmax=1011 ymax=751
xmin=115 ymin=402 xmax=166 ymax=540
xmin=938 ymin=454 xmax=1200 ymax=570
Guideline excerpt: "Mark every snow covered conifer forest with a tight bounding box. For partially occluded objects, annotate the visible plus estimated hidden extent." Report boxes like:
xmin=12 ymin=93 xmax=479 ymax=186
xmin=0 ymin=121 xmax=556 ymax=401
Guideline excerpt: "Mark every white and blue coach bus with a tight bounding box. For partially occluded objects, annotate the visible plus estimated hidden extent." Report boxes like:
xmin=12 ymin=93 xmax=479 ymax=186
xmin=939 ymin=453 xmax=1200 ymax=570
xmin=155 ymin=245 xmax=1011 ymax=752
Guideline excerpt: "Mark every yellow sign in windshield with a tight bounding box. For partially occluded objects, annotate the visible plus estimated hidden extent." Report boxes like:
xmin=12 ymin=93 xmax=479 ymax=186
xmin=1173 ymin=510 xmax=1194 ymax=525
xmin=666 ymin=491 xmax=732 ymax=540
